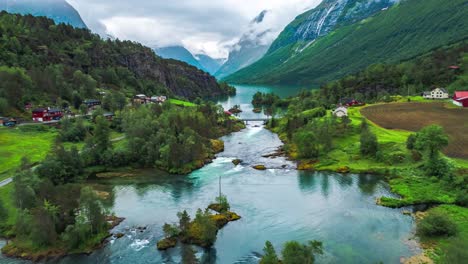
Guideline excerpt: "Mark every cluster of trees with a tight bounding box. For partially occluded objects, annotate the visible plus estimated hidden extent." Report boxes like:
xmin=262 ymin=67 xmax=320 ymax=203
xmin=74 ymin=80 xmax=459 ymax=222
xmin=316 ymin=42 xmax=468 ymax=106
xmin=260 ymin=240 xmax=323 ymax=264
xmin=252 ymin=92 xmax=285 ymax=108
xmin=0 ymin=12 xmax=232 ymax=115
xmin=121 ymin=102 xmax=240 ymax=173
xmin=9 ymin=157 xmax=108 ymax=251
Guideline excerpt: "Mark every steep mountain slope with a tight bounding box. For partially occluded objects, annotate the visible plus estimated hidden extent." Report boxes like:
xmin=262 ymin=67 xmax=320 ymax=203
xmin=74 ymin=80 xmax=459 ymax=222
xmin=215 ymin=10 xmax=272 ymax=79
xmin=0 ymin=12 xmax=232 ymax=113
xmin=225 ymin=0 xmax=468 ymax=86
xmin=0 ymin=0 xmax=87 ymax=28
xmin=154 ymin=46 xmax=206 ymax=72
xmin=268 ymin=0 xmax=397 ymax=54
xmin=195 ymin=54 xmax=224 ymax=75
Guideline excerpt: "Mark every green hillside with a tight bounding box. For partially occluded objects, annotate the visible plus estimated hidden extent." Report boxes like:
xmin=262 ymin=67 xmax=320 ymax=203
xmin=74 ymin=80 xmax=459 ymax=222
xmin=0 ymin=12 xmax=233 ymax=115
xmin=225 ymin=0 xmax=468 ymax=86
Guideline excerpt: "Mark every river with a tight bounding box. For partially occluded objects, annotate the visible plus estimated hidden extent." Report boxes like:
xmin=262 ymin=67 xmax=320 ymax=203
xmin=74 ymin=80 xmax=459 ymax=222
xmin=0 ymin=85 xmax=420 ymax=264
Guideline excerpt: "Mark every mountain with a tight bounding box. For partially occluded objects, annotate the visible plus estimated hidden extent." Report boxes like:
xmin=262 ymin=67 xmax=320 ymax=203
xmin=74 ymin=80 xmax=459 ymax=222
xmin=195 ymin=54 xmax=224 ymax=75
xmin=225 ymin=0 xmax=468 ymax=86
xmin=154 ymin=46 xmax=206 ymax=72
xmin=0 ymin=12 xmax=233 ymax=113
xmin=267 ymin=0 xmax=398 ymax=55
xmin=0 ymin=0 xmax=87 ymax=28
xmin=214 ymin=10 xmax=273 ymax=79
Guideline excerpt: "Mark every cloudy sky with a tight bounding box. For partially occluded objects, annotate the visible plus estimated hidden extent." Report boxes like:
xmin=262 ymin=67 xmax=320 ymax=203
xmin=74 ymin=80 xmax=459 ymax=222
xmin=68 ymin=0 xmax=321 ymax=58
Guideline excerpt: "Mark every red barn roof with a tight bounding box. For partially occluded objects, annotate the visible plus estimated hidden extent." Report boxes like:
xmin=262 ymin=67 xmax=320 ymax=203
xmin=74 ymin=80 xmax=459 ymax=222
xmin=454 ymin=91 xmax=468 ymax=99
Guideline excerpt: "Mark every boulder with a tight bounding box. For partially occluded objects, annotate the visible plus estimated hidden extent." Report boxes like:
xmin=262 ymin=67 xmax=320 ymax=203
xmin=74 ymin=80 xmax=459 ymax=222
xmin=252 ymin=165 xmax=267 ymax=170
xmin=336 ymin=166 xmax=351 ymax=173
xmin=232 ymin=159 xmax=242 ymax=166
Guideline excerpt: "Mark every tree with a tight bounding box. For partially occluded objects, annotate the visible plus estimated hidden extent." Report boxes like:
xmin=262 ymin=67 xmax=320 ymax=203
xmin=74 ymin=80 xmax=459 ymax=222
xmin=12 ymin=172 xmax=36 ymax=209
xmin=406 ymin=134 xmax=417 ymax=150
xmin=414 ymin=125 xmax=451 ymax=178
xmin=260 ymin=241 xmax=279 ymax=264
xmin=0 ymin=199 xmax=8 ymax=223
xmin=415 ymin=125 xmax=449 ymax=158
xmin=163 ymin=223 xmax=180 ymax=238
xmin=0 ymin=66 xmax=32 ymax=109
xmin=190 ymin=209 xmax=217 ymax=246
xmin=177 ymin=210 xmax=191 ymax=234
xmin=445 ymin=238 xmax=468 ymax=264
xmin=360 ymin=129 xmax=378 ymax=157
xmin=293 ymin=130 xmax=320 ymax=159
xmin=215 ymin=195 xmax=230 ymax=213
xmin=282 ymin=240 xmax=323 ymax=264
xmin=79 ymin=187 xmax=106 ymax=234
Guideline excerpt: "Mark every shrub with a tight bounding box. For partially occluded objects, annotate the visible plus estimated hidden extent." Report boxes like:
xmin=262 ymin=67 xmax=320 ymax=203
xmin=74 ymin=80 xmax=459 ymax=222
xmin=417 ymin=212 xmax=457 ymax=237
xmin=455 ymin=192 xmax=468 ymax=207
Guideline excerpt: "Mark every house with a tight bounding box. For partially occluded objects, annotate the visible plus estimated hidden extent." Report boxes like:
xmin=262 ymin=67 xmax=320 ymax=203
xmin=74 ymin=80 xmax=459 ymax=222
xmin=422 ymin=88 xmax=449 ymax=99
xmin=452 ymin=91 xmax=468 ymax=107
xmin=150 ymin=95 xmax=168 ymax=104
xmin=84 ymin=99 xmax=101 ymax=108
xmin=133 ymin=94 xmax=149 ymax=104
xmin=103 ymin=112 xmax=115 ymax=121
xmin=333 ymin=106 xmax=348 ymax=117
xmin=343 ymin=98 xmax=365 ymax=107
xmin=32 ymin=108 xmax=63 ymax=122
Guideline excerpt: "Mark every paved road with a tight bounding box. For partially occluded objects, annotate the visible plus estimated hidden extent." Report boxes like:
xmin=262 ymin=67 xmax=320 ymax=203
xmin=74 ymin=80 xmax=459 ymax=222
xmin=0 ymin=178 xmax=12 ymax=188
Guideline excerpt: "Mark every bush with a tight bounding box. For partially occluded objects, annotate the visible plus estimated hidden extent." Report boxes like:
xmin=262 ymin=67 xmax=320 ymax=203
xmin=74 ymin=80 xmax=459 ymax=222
xmin=417 ymin=212 xmax=457 ymax=237
xmin=455 ymin=192 xmax=468 ymax=207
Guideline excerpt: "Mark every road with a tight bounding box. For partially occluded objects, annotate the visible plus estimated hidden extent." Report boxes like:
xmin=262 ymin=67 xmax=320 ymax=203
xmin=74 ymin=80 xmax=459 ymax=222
xmin=0 ymin=178 xmax=12 ymax=188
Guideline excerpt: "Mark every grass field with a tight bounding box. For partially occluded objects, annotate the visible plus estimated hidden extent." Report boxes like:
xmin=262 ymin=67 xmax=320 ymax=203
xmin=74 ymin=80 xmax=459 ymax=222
xmin=0 ymin=127 xmax=57 ymax=180
xmin=168 ymin=99 xmax=197 ymax=107
xmin=361 ymin=102 xmax=468 ymax=159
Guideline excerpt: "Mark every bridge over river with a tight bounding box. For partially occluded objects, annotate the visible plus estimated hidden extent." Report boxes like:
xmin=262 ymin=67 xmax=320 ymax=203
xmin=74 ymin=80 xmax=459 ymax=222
xmin=237 ymin=118 xmax=271 ymax=124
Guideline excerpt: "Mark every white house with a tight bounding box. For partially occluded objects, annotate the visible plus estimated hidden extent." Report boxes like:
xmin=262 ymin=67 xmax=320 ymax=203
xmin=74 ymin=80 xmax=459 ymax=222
xmin=423 ymin=88 xmax=449 ymax=99
xmin=333 ymin=106 xmax=348 ymax=117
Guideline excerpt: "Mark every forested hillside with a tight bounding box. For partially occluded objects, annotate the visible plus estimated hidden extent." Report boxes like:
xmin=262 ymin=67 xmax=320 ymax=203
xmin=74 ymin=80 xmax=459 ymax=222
xmin=316 ymin=42 xmax=468 ymax=106
xmin=225 ymin=0 xmax=468 ymax=86
xmin=0 ymin=12 xmax=233 ymax=115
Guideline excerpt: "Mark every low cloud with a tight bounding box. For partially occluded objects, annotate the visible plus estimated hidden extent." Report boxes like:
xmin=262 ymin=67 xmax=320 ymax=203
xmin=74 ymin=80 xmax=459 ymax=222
xmin=69 ymin=0 xmax=321 ymax=58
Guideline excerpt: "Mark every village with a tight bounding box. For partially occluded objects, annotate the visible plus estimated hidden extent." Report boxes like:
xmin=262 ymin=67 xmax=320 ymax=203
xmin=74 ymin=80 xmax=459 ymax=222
xmin=0 ymin=93 xmax=170 ymax=127
xmin=332 ymin=88 xmax=468 ymax=117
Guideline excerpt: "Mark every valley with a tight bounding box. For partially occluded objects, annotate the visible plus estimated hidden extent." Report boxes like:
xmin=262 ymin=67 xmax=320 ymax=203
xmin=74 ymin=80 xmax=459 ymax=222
xmin=0 ymin=0 xmax=467 ymax=263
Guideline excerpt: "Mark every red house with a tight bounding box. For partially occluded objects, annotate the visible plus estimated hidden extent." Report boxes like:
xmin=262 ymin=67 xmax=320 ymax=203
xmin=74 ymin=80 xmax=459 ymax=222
xmin=452 ymin=91 xmax=468 ymax=108
xmin=32 ymin=108 xmax=63 ymax=122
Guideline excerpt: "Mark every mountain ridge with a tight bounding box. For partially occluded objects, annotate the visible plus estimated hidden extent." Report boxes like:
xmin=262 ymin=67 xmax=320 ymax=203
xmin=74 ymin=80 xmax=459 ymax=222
xmin=0 ymin=0 xmax=87 ymax=28
xmin=224 ymin=0 xmax=468 ymax=86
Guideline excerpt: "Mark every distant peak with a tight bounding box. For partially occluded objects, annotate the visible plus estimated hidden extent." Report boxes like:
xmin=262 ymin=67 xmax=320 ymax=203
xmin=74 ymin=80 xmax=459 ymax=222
xmin=251 ymin=9 xmax=268 ymax=24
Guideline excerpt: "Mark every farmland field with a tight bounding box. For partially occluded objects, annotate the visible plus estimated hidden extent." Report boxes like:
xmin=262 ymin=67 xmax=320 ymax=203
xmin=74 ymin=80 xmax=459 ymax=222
xmin=361 ymin=102 xmax=468 ymax=159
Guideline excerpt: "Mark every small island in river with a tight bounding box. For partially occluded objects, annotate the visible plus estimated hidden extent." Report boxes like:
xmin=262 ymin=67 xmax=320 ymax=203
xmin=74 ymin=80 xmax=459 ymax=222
xmin=157 ymin=195 xmax=240 ymax=250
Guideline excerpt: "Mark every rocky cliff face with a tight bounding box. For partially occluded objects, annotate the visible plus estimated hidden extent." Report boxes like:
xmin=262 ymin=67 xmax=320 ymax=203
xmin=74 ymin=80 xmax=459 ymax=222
xmin=111 ymin=45 xmax=225 ymax=99
xmin=0 ymin=0 xmax=87 ymax=28
xmin=268 ymin=0 xmax=398 ymax=54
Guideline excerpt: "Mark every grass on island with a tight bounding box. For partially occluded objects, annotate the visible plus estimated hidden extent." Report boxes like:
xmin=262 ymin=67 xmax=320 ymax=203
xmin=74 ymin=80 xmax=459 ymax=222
xmin=420 ymin=205 xmax=468 ymax=264
xmin=168 ymin=99 xmax=197 ymax=107
xmin=0 ymin=126 xmax=57 ymax=181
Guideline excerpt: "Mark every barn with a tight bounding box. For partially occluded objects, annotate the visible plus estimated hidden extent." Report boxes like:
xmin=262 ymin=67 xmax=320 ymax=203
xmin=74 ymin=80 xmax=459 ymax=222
xmin=452 ymin=91 xmax=468 ymax=108
xmin=32 ymin=108 xmax=63 ymax=122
